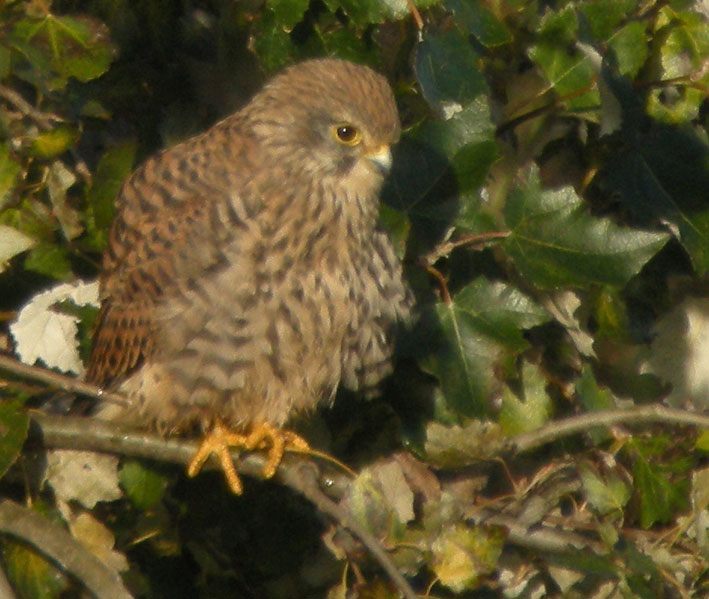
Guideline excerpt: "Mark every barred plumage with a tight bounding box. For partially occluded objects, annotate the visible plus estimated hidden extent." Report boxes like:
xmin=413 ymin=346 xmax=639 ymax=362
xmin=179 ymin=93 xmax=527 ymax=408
xmin=86 ymin=58 xmax=411 ymax=492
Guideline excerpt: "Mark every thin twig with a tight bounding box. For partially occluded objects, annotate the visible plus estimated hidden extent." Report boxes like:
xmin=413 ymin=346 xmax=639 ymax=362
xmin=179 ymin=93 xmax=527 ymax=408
xmin=511 ymin=404 xmax=709 ymax=454
xmin=0 ymin=354 xmax=129 ymax=407
xmin=423 ymin=231 xmax=510 ymax=266
xmin=0 ymin=84 xmax=63 ymax=130
xmin=406 ymin=0 xmax=424 ymax=30
xmin=0 ymin=499 xmax=133 ymax=599
xmin=0 ymin=84 xmax=92 ymax=186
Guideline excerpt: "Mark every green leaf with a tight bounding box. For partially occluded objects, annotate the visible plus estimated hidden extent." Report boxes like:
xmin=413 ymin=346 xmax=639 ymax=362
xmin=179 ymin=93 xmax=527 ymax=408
xmin=419 ymin=278 xmax=549 ymax=418
xmin=498 ymin=361 xmax=552 ymax=435
xmin=579 ymin=0 xmax=637 ymax=41
xmin=29 ymin=127 xmax=79 ymax=159
xmin=347 ymin=468 xmax=405 ymax=541
xmin=323 ymin=0 xmax=387 ymax=27
xmin=445 ymin=0 xmax=512 ymax=47
xmin=24 ymin=242 xmax=72 ymax=280
xmin=266 ymin=0 xmax=309 ymax=30
xmin=575 ymin=366 xmax=616 ymax=444
xmin=10 ymin=15 xmax=114 ymax=87
xmin=631 ymin=440 xmax=689 ymax=528
xmin=657 ymin=8 xmax=709 ymax=80
xmin=119 ymin=460 xmax=168 ymax=510
xmin=579 ymin=463 xmax=631 ymax=515
xmin=251 ymin=10 xmax=297 ymax=73
xmin=431 ymin=523 xmax=505 ymax=593
xmin=0 ymin=400 xmax=29 ymax=480
xmin=3 ymin=535 xmax=67 ymax=599
xmin=85 ymin=140 xmax=136 ymax=249
xmin=415 ymin=27 xmax=487 ymax=113
xmin=695 ymin=430 xmax=709 ymax=453
xmin=608 ymin=21 xmax=648 ymax=78
xmin=384 ymin=97 xmax=496 ymax=220
xmin=528 ymin=6 xmax=599 ymax=109
xmin=503 ymin=169 xmax=669 ymax=289
xmin=0 ymin=143 xmax=21 ymax=210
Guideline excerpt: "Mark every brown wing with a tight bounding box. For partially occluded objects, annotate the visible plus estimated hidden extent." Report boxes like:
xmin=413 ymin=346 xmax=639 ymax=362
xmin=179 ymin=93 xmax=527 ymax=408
xmin=86 ymin=121 xmax=247 ymax=387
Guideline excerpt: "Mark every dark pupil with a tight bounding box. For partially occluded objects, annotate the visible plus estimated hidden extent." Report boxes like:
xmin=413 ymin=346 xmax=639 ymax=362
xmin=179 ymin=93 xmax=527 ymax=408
xmin=337 ymin=126 xmax=355 ymax=141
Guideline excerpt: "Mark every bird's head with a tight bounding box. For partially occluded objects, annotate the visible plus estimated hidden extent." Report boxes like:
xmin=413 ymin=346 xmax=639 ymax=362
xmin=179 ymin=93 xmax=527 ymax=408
xmin=245 ymin=59 xmax=401 ymax=197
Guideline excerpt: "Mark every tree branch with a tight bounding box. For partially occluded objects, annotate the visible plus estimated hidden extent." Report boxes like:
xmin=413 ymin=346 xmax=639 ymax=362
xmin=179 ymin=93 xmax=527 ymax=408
xmin=0 ymin=499 xmax=133 ymax=599
xmin=510 ymin=404 xmax=709 ymax=454
xmin=27 ymin=413 xmax=414 ymax=599
xmin=0 ymin=354 xmax=128 ymax=407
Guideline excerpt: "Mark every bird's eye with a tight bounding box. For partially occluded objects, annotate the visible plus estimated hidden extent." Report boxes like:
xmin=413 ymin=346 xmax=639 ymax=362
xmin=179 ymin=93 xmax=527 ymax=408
xmin=332 ymin=124 xmax=362 ymax=146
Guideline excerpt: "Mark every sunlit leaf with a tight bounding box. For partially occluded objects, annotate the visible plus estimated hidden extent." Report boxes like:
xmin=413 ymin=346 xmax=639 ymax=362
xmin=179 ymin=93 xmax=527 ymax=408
xmin=528 ymin=6 xmax=599 ymax=109
xmin=431 ymin=523 xmax=505 ymax=593
xmin=29 ymin=127 xmax=79 ymax=159
xmin=0 ymin=225 xmax=37 ymax=270
xmin=498 ymin=361 xmax=552 ymax=435
xmin=608 ymin=21 xmax=648 ymax=77
xmin=504 ymin=168 xmax=669 ymax=289
xmin=580 ymin=463 xmax=631 ymax=515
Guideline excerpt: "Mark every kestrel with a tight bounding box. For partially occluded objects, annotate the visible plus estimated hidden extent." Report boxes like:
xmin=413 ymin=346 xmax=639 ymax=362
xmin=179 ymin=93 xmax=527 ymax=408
xmin=86 ymin=58 xmax=411 ymax=493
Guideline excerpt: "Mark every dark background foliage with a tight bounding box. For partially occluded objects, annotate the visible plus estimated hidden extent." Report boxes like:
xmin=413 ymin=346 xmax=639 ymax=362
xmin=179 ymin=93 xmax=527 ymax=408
xmin=2 ymin=0 xmax=709 ymax=597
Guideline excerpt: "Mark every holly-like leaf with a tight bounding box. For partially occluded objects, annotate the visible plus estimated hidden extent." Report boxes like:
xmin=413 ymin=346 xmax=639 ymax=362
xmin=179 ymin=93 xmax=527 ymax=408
xmin=419 ymin=278 xmax=549 ymax=418
xmin=631 ymin=439 xmax=689 ymax=529
xmin=445 ymin=0 xmax=512 ymax=48
xmin=415 ymin=26 xmax=487 ymax=114
xmin=504 ymin=168 xmax=669 ymax=289
xmin=498 ymin=361 xmax=553 ymax=435
xmin=528 ymin=6 xmax=599 ymax=109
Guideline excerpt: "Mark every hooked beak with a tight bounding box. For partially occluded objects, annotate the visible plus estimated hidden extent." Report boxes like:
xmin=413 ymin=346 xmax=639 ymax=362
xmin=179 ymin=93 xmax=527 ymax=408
xmin=364 ymin=145 xmax=392 ymax=175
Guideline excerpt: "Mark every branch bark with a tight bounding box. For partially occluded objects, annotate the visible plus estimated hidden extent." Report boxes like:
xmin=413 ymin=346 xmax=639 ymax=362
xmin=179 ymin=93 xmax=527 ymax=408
xmin=0 ymin=499 xmax=133 ymax=599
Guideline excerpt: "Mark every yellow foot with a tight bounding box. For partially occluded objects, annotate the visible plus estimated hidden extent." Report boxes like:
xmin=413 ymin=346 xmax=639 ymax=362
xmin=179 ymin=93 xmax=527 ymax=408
xmin=186 ymin=420 xmax=310 ymax=494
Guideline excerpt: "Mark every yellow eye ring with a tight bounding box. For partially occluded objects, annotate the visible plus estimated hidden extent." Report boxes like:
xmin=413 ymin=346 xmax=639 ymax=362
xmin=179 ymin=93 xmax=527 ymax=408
xmin=332 ymin=123 xmax=362 ymax=146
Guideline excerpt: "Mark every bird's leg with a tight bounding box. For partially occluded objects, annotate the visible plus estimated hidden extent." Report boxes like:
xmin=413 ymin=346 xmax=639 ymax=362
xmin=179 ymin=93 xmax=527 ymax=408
xmin=187 ymin=419 xmax=251 ymax=494
xmin=242 ymin=422 xmax=310 ymax=479
xmin=186 ymin=420 xmax=310 ymax=494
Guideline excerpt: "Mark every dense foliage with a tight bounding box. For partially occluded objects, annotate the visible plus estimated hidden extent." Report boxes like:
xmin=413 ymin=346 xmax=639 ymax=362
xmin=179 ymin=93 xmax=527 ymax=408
xmin=2 ymin=0 xmax=709 ymax=597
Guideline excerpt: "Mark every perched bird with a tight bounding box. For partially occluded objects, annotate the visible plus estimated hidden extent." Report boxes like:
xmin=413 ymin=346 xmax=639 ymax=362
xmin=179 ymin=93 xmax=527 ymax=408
xmin=86 ymin=58 xmax=411 ymax=493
